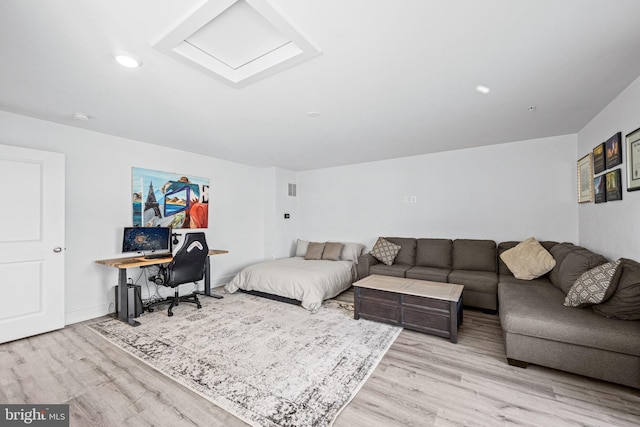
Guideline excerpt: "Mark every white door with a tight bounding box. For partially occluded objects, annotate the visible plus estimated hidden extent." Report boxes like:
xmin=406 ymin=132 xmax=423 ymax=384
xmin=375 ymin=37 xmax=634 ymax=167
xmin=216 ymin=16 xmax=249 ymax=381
xmin=0 ymin=144 xmax=65 ymax=343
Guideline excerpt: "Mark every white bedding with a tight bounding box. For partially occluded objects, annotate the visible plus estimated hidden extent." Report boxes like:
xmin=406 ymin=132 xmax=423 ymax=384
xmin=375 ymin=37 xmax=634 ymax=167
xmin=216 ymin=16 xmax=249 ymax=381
xmin=224 ymin=257 xmax=355 ymax=312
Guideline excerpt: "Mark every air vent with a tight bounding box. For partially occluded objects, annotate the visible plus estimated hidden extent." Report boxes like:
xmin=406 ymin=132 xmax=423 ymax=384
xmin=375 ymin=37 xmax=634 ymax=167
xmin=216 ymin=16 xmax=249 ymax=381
xmin=154 ymin=0 xmax=321 ymax=88
xmin=288 ymin=183 xmax=296 ymax=197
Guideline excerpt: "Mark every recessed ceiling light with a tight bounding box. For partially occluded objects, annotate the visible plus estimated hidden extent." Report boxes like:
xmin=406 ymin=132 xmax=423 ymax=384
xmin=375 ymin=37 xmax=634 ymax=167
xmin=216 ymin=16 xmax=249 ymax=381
xmin=114 ymin=53 xmax=142 ymax=68
xmin=306 ymin=111 xmax=320 ymax=118
xmin=475 ymin=85 xmax=491 ymax=94
xmin=72 ymin=112 xmax=90 ymax=121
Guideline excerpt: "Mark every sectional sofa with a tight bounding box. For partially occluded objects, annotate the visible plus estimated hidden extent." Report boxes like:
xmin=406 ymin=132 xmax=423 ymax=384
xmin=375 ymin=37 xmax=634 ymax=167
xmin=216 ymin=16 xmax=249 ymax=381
xmin=356 ymin=237 xmax=640 ymax=389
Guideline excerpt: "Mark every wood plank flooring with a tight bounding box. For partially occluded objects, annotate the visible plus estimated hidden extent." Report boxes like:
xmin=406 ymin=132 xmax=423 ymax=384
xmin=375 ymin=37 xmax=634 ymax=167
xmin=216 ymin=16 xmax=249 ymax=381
xmin=1 ymin=288 xmax=638 ymax=426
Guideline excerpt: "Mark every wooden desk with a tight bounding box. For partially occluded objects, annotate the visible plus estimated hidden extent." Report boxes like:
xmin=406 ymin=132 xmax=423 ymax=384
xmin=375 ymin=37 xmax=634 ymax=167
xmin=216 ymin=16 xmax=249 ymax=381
xmin=96 ymin=250 xmax=228 ymax=326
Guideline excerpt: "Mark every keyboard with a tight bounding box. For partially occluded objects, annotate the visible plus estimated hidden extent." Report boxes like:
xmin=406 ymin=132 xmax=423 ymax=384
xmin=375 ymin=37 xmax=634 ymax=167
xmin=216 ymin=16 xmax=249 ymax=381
xmin=144 ymin=252 xmax=171 ymax=260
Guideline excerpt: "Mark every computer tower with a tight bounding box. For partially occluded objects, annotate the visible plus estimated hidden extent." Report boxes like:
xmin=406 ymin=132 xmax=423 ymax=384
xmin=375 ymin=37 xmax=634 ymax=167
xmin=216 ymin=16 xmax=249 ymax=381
xmin=115 ymin=284 xmax=143 ymax=318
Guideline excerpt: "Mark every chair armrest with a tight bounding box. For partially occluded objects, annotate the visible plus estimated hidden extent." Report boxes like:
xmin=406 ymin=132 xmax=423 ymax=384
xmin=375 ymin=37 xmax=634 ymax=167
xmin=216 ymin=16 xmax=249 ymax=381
xmin=357 ymin=253 xmax=378 ymax=280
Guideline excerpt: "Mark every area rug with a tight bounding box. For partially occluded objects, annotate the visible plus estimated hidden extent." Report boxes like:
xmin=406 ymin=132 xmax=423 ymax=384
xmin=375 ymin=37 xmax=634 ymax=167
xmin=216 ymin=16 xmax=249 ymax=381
xmin=87 ymin=292 xmax=402 ymax=427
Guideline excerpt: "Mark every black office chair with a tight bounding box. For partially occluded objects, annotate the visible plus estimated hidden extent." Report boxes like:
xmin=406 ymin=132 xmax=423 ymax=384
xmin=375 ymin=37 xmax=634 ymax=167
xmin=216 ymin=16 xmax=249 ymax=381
xmin=146 ymin=232 xmax=208 ymax=316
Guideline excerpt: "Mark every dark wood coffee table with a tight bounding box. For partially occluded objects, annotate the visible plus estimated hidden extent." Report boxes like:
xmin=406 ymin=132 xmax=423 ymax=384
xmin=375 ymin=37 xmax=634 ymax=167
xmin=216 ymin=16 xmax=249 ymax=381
xmin=353 ymin=274 xmax=464 ymax=343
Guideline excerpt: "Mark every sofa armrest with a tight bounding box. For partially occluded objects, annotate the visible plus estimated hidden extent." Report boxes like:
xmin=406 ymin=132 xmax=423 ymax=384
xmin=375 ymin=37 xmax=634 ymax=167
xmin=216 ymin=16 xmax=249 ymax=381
xmin=357 ymin=253 xmax=378 ymax=280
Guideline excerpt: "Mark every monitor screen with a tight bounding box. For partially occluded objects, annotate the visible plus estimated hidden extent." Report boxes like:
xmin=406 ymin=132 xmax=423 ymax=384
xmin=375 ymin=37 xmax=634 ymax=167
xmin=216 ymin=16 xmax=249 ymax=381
xmin=122 ymin=227 xmax=171 ymax=254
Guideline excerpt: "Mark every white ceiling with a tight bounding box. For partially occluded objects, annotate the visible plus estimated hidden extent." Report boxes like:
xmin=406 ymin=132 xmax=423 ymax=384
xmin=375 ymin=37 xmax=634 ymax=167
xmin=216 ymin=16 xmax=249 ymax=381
xmin=2 ymin=0 xmax=640 ymax=171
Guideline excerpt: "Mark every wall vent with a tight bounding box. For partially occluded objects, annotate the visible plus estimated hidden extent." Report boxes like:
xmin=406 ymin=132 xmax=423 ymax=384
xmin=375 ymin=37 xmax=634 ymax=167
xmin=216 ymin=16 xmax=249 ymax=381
xmin=288 ymin=183 xmax=296 ymax=197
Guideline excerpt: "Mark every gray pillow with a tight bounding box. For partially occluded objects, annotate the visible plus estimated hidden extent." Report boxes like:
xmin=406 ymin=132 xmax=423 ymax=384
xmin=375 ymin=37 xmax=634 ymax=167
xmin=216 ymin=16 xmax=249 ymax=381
xmin=564 ymin=260 xmax=621 ymax=307
xmin=322 ymin=242 xmax=344 ymax=261
xmin=370 ymin=237 xmax=401 ymax=266
xmin=593 ymin=258 xmax=640 ymax=320
xmin=555 ymin=249 xmax=608 ymax=294
xmin=304 ymin=242 xmax=325 ymax=260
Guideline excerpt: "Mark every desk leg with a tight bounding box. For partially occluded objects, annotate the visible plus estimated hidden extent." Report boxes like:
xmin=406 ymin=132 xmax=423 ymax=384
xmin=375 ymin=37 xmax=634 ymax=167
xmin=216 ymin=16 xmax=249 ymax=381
xmin=195 ymin=257 xmax=223 ymax=299
xmin=117 ymin=268 xmax=140 ymax=327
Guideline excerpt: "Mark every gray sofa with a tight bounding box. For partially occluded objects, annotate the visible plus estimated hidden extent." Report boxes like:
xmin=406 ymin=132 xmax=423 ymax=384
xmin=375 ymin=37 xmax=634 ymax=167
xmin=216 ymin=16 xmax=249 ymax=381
xmin=357 ymin=237 xmax=640 ymax=389
xmin=357 ymin=237 xmax=500 ymax=310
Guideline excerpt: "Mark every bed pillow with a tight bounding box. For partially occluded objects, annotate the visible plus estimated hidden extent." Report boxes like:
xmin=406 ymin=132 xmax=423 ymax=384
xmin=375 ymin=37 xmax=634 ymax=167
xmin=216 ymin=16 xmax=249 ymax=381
xmin=370 ymin=237 xmax=401 ymax=266
xmin=564 ymin=259 xmax=621 ymax=307
xmin=304 ymin=242 xmax=325 ymax=260
xmin=499 ymin=237 xmax=556 ymax=280
xmin=295 ymin=239 xmax=309 ymax=257
xmin=341 ymin=242 xmax=366 ymax=263
xmin=322 ymin=242 xmax=344 ymax=261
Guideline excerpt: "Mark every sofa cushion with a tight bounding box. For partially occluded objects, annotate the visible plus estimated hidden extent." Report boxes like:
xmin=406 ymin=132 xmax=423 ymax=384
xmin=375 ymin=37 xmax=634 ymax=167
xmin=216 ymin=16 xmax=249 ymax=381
xmin=406 ymin=266 xmax=450 ymax=282
xmin=452 ymin=239 xmax=497 ymax=272
xmin=370 ymin=237 xmax=402 ymax=266
xmin=499 ymin=237 xmax=556 ymax=280
xmin=448 ymin=270 xmax=498 ymax=294
xmin=415 ymin=238 xmax=452 ymax=268
xmin=548 ymin=243 xmax=579 ymax=286
xmin=555 ymin=248 xmax=608 ymax=294
xmin=499 ymin=282 xmax=640 ymax=356
xmin=498 ymin=274 xmax=553 ymax=287
xmin=564 ymin=260 xmax=621 ymax=307
xmin=593 ymin=258 xmax=640 ymax=320
xmin=384 ymin=237 xmax=417 ymax=265
xmin=304 ymin=242 xmax=325 ymax=260
xmin=370 ymin=263 xmax=412 ymax=278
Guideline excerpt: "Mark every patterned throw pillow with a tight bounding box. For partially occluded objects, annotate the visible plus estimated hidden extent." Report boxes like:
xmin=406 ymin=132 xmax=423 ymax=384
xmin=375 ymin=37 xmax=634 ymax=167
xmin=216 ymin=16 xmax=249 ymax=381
xmin=564 ymin=260 xmax=621 ymax=307
xmin=370 ymin=237 xmax=401 ymax=266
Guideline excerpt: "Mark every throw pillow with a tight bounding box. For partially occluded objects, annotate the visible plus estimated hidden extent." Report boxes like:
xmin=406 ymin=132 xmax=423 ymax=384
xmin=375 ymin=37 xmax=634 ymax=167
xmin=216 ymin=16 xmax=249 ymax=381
xmin=370 ymin=237 xmax=401 ymax=266
xmin=499 ymin=237 xmax=556 ymax=280
xmin=340 ymin=242 xmax=366 ymax=263
xmin=564 ymin=260 xmax=621 ymax=307
xmin=322 ymin=242 xmax=344 ymax=261
xmin=593 ymin=258 xmax=640 ymax=320
xmin=295 ymin=239 xmax=309 ymax=257
xmin=304 ymin=242 xmax=325 ymax=260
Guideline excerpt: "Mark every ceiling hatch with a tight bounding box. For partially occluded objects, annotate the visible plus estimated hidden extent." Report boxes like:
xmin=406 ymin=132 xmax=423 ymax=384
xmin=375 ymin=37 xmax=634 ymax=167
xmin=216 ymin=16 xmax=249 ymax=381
xmin=154 ymin=0 xmax=321 ymax=88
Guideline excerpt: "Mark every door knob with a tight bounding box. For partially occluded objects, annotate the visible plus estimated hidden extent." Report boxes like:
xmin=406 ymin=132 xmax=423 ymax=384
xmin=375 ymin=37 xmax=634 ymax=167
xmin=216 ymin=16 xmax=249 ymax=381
xmin=53 ymin=247 xmax=62 ymax=253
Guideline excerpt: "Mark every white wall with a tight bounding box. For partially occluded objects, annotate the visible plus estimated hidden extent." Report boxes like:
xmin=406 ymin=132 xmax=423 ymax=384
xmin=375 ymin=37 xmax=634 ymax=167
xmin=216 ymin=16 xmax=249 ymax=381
xmin=0 ymin=110 xmax=267 ymax=324
xmin=577 ymin=75 xmax=640 ymax=261
xmin=297 ymin=135 xmax=578 ymax=250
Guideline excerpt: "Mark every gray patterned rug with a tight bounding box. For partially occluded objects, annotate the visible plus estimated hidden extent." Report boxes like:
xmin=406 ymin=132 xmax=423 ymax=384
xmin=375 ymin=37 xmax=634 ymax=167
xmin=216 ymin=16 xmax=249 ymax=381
xmin=87 ymin=291 xmax=401 ymax=427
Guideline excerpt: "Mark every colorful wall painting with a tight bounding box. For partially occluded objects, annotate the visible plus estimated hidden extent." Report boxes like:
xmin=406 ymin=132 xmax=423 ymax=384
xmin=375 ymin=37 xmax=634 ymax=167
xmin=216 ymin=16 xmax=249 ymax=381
xmin=132 ymin=167 xmax=209 ymax=229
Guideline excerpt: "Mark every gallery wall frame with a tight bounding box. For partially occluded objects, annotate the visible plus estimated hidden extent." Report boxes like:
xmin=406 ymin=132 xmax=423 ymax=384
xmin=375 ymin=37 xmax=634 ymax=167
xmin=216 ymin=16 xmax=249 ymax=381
xmin=605 ymin=132 xmax=622 ymax=170
xmin=605 ymin=168 xmax=622 ymax=201
xmin=593 ymin=142 xmax=606 ymax=175
xmin=577 ymin=153 xmax=593 ymax=203
xmin=626 ymin=127 xmax=640 ymax=192
xmin=594 ymin=175 xmax=606 ymax=204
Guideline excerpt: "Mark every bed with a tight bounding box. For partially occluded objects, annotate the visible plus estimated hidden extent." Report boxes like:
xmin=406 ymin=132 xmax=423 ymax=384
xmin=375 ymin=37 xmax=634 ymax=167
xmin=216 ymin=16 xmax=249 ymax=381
xmin=224 ymin=241 xmax=365 ymax=312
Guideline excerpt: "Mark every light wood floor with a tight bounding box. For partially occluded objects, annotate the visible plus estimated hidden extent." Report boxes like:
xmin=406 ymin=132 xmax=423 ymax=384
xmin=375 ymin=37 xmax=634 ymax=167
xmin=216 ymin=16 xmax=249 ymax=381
xmin=1 ymin=289 xmax=639 ymax=427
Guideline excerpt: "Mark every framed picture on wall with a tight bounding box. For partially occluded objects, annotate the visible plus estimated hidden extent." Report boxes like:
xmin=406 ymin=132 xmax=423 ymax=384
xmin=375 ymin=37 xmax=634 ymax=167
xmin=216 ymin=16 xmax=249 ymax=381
xmin=577 ymin=153 xmax=593 ymax=203
xmin=594 ymin=175 xmax=606 ymax=203
xmin=605 ymin=132 xmax=622 ymax=169
xmin=593 ymin=143 xmax=606 ymax=174
xmin=626 ymin=126 xmax=640 ymax=191
xmin=605 ymin=169 xmax=622 ymax=201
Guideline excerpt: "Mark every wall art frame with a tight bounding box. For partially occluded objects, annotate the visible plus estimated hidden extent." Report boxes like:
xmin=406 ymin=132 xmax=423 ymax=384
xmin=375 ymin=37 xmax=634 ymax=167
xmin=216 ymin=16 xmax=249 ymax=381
xmin=626 ymin=126 xmax=640 ymax=191
xmin=577 ymin=153 xmax=593 ymax=203
xmin=605 ymin=132 xmax=622 ymax=169
xmin=132 ymin=167 xmax=210 ymax=229
xmin=605 ymin=168 xmax=622 ymax=201
xmin=593 ymin=142 xmax=606 ymax=174
xmin=594 ymin=175 xmax=606 ymax=204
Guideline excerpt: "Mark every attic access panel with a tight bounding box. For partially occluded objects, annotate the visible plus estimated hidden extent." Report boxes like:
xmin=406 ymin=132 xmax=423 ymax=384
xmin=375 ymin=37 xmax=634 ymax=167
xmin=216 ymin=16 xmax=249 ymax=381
xmin=154 ymin=0 xmax=321 ymax=88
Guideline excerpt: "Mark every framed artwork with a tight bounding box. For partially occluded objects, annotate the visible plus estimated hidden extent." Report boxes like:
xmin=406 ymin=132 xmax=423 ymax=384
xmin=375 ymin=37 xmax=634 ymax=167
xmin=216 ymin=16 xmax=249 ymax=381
xmin=593 ymin=143 xmax=606 ymax=174
xmin=594 ymin=175 xmax=606 ymax=203
xmin=626 ymin=127 xmax=640 ymax=191
xmin=605 ymin=132 xmax=622 ymax=169
xmin=605 ymin=169 xmax=622 ymax=201
xmin=132 ymin=167 xmax=210 ymax=229
xmin=577 ymin=153 xmax=593 ymax=203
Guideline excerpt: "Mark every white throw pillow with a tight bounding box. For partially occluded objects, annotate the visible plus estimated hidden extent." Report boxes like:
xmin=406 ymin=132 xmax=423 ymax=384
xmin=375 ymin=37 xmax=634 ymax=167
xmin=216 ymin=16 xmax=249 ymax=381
xmin=295 ymin=239 xmax=309 ymax=257
xmin=500 ymin=237 xmax=556 ymax=280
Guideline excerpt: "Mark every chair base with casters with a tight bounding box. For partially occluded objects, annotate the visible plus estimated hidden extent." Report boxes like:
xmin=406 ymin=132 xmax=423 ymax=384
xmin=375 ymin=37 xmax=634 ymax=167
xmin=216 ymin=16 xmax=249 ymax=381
xmin=145 ymin=286 xmax=202 ymax=317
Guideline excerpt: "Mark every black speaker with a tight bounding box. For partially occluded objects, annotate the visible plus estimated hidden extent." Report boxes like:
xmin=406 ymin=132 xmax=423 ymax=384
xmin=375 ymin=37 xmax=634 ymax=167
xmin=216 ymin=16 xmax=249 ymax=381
xmin=115 ymin=284 xmax=143 ymax=318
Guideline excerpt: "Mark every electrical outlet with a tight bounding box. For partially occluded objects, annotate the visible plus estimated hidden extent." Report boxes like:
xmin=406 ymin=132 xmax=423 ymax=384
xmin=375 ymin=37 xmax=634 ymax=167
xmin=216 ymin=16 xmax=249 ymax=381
xmin=403 ymin=196 xmax=409 ymax=203
xmin=410 ymin=196 xmax=417 ymax=203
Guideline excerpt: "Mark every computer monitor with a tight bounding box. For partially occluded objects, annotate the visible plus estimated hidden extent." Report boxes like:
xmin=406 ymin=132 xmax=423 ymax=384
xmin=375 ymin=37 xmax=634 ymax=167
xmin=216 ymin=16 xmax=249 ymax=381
xmin=122 ymin=227 xmax=172 ymax=255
